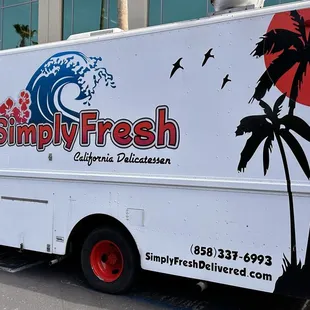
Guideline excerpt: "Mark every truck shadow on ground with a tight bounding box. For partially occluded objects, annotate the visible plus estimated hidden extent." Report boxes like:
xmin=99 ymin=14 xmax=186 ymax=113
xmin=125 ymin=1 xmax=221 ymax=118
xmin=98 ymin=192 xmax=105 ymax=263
xmin=132 ymin=270 xmax=306 ymax=310
xmin=0 ymin=248 xmax=305 ymax=310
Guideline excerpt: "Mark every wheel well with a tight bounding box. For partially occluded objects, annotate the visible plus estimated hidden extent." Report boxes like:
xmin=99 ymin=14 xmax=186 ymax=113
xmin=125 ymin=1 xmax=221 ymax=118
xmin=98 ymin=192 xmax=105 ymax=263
xmin=66 ymin=214 xmax=140 ymax=264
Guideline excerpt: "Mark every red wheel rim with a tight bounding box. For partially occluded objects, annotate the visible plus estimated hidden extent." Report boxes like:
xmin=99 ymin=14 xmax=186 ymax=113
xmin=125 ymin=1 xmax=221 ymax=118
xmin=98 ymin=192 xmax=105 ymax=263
xmin=90 ymin=240 xmax=124 ymax=282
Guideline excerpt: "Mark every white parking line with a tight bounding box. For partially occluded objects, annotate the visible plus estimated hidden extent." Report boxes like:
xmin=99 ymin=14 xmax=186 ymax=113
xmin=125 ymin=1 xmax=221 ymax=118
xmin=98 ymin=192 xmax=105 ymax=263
xmin=301 ymin=300 xmax=310 ymax=310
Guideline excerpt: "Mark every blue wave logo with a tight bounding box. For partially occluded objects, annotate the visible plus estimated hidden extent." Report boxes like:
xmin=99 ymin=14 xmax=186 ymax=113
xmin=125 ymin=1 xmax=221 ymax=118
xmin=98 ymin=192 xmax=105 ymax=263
xmin=26 ymin=51 xmax=116 ymax=124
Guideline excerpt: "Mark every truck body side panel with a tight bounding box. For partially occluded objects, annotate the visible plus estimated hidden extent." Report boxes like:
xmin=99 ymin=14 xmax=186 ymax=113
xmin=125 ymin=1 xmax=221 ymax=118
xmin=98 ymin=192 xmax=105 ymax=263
xmin=0 ymin=0 xmax=309 ymax=297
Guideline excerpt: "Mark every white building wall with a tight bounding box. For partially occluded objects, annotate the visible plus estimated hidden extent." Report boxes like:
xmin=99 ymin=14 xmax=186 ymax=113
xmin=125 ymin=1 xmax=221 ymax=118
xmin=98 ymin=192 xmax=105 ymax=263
xmin=128 ymin=0 xmax=148 ymax=29
xmin=38 ymin=0 xmax=63 ymax=44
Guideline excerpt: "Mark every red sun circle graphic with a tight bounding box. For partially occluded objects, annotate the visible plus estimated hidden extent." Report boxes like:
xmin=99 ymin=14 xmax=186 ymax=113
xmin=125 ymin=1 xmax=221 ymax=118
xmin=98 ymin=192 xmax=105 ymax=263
xmin=264 ymin=8 xmax=310 ymax=106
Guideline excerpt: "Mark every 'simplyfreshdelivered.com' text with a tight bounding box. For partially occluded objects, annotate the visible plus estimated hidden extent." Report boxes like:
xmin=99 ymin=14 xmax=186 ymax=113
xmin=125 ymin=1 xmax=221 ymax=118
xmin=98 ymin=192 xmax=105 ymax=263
xmin=145 ymin=252 xmax=272 ymax=281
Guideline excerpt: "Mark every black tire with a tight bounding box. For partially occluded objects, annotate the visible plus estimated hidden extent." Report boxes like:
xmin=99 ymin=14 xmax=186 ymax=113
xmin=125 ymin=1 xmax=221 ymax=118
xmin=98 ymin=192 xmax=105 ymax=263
xmin=81 ymin=226 xmax=139 ymax=294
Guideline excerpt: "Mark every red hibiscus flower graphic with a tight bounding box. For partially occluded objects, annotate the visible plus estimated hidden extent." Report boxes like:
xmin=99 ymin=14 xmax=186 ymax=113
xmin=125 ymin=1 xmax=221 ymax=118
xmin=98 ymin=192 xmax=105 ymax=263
xmin=0 ymin=98 xmax=15 ymax=118
xmin=18 ymin=90 xmax=30 ymax=106
xmin=0 ymin=90 xmax=31 ymax=123
xmin=12 ymin=105 xmax=30 ymax=124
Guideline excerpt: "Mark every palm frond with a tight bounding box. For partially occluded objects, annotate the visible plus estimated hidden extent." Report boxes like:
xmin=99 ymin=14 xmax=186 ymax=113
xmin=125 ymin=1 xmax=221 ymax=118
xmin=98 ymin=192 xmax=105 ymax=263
xmin=13 ymin=24 xmax=35 ymax=39
xmin=235 ymin=115 xmax=270 ymax=136
xmin=249 ymin=49 xmax=299 ymax=103
xmin=288 ymin=60 xmax=308 ymax=113
xmin=259 ymin=100 xmax=273 ymax=117
xmin=273 ymin=93 xmax=286 ymax=116
xmin=290 ymin=10 xmax=307 ymax=43
xmin=19 ymin=25 xmax=30 ymax=37
xmin=280 ymin=114 xmax=310 ymax=142
xmin=13 ymin=24 xmax=21 ymax=33
xmin=279 ymin=129 xmax=310 ymax=179
xmin=263 ymin=134 xmax=274 ymax=175
xmin=251 ymin=29 xmax=303 ymax=58
xmin=238 ymin=133 xmax=269 ymax=172
xmin=236 ymin=116 xmax=272 ymax=172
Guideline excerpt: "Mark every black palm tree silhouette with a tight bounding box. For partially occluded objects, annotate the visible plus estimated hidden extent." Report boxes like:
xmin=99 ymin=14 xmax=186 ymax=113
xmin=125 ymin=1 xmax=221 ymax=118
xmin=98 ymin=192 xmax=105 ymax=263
xmin=249 ymin=10 xmax=308 ymax=116
xmin=236 ymin=93 xmax=310 ymax=267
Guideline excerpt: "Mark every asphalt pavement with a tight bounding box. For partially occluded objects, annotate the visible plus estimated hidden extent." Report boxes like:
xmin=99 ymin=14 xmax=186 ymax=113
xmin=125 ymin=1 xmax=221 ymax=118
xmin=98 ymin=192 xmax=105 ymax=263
xmin=0 ymin=246 xmax=307 ymax=310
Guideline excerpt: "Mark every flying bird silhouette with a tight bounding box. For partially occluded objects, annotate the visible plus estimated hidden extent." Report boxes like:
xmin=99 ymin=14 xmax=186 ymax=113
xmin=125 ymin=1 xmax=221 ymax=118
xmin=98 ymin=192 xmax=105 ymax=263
xmin=221 ymin=74 xmax=231 ymax=89
xmin=170 ymin=58 xmax=184 ymax=78
xmin=202 ymin=48 xmax=214 ymax=67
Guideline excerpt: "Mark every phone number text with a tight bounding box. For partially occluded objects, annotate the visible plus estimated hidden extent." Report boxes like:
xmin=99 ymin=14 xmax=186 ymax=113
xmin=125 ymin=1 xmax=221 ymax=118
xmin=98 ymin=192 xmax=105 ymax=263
xmin=190 ymin=245 xmax=272 ymax=266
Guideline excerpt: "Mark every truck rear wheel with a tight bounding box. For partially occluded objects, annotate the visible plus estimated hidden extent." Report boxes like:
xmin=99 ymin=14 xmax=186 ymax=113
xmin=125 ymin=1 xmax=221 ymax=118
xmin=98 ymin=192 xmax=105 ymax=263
xmin=81 ymin=226 xmax=139 ymax=294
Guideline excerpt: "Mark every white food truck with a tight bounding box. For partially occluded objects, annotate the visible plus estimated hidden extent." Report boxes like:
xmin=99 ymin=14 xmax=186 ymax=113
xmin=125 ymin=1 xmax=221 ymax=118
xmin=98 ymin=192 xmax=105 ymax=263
xmin=0 ymin=0 xmax=310 ymax=299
